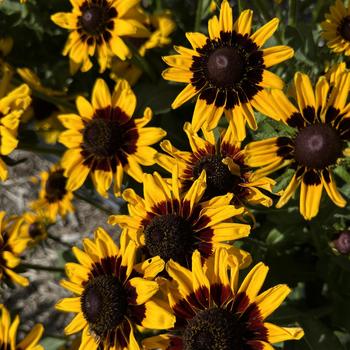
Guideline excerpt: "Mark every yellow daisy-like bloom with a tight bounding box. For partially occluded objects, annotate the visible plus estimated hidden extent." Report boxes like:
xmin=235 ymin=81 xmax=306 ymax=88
xmin=56 ymin=227 xmax=175 ymax=350
xmin=51 ymin=0 xmax=149 ymax=74
xmin=143 ymin=248 xmax=304 ymax=350
xmin=0 ymin=212 xmax=29 ymax=287
xmin=19 ymin=211 xmax=50 ymax=246
xmin=110 ymin=10 xmax=175 ymax=86
xmin=18 ymin=68 xmax=66 ymax=144
xmin=59 ymin=78 xmax=166 ymax=197
xmin=245 ymin=72 xmax=350 ymax=220
xmin=0 ymin=80 xmax=31 ymax=181
xmin=157 ymin=122 xmax=275 ymax=210
xmin=30 ymin=164 xmax=74 ymax=221
xmin=321 ymin=0 xmax=350 ymax=56
xmin=0 ymin=304 xmax=44 ymax=350
xmin=109 ymin=169 xmax=251 ymax=268
xmin=162 ymin=0 xmax=293 ymax=139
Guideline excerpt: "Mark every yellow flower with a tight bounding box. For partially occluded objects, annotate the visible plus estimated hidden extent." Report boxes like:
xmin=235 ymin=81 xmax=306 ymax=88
xmin=110 ymin=9 xmax=176 ymax=86
xmin=245 ymin=72 xmax=350 ymax=220
xmin=162 ymin=0 xmax=293 ymax=139
xmin=143 ymin=248 xmax=304 ymax=350
xmin=0 ymin=304 xmax=44 ymax=350
xmin=0 ymin=212 xmax=29 ymax=287
xmin=0 ymin=77 xmax=31 ymax=181
xmin=157 ymin=122 xmax=275 ymax=211
xmin=109 ymin=169 xmax=251 ymax=268
xmin=19 ymin=211 xmax=51 ymax=246
xmin=321 ymin=0 xmax=350 ymax=56
xmin=56 ymin=227 xmax=175 ymax=350
xmin=58 ymin=78 xmax=166 ymax=197
xmin=30 ymin=164 xmax=75 ymax=221
xmin=51 ymin=0 xmax=150 ymax=74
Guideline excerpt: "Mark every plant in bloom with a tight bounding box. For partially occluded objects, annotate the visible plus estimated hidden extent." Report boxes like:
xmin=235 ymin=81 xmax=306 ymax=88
xmin=162 ymin=0 xmax=294 ymax=139
xmin=245 ymin=72 xmax=350 ymax=220
xmin=321 ymin=0 xmax=350 ymax=56
xmin=108 ymin=169 xmax=251 ymax=268
xmin=0 ymin=212 xmax=29 ymax=287
xmin=30 ymin=164 xmax=75 ymax=221
xmin=0 ymin=304 xmax=44 ymax=350
xmin=51 ymin=0 xmax=149 ymax=74
xmin=143 ymin=248 xmax=304 ymax=350
xmin=157 ymin=122 xmax=275 ymax=212
xmin=0 ymin=76 xmax=31 ymax=181
xmin=19 ymin=211 xmax=51 ymax=246
xmin=58 ymin=78 xmax=166 ymax=197
xmin=56 ymin=227 xmax=175 ymax=350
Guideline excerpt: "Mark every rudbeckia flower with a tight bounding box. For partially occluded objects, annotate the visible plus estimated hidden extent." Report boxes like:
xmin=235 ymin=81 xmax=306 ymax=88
xmin=321 ymin=0 xmax=350 ymax=56
xmin=108 ymin=169 xmax=251 ymax=268
xmin=0 ymin=78 xmax=31 ymax=181
xmin=30 ymin=164 xmax=75 ymax=221
xmin=58 ymin=78 xmax=166 ymax=197
xmin=143 ymin=248 xmax=304 ymax=350
xmin=157 ymin=122 xmax=275 ymax=210
xmin=245 ymin=72 xmax=350 ymax=220
xmin=0 ymin=212 xmax=29 ymax=287
xmin=56 ymin=227 xmax=175 ymax=350
xmin=0 ymin=304 xmax=44 ymax=350
xmin=19 ymin=211 xmax=51 ymax=246
xmin=51 ymin=0 xmax=149 ymax=74
xmin=162 ymin=0 xmax=293 ymax=139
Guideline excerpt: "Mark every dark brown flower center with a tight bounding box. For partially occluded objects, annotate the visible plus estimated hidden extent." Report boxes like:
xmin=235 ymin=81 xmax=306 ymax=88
xmin=294 ymin=124 xmax=343 ymax=169
xmin=193 ymin=155 xmax=244 ymax=199
xmin=183 ymin=308 xmax=248 ymax=350
xmin=144 ymin=213 xmax=194 ymax=265
xmin=81 ymin=275 xmax=127 ymax=337
xmin=28 ymin=222 xmax=44 ymax=239
xmin=339 ymin=16 xmax=350 ymax=41
xmin=333 ymin=230 xmax=350 ymax=255
xmin=83 ymin=118 xmax=121 ymax=158
xmin=31 ymin=97 xmax=58 ymax=121
xmin=207 ymin=48 xmax=245 ymax=87
xmin=45 ymin=170 xmax=67 ymax=203
xmin=80 ymin=5 xmax=107 ymax=35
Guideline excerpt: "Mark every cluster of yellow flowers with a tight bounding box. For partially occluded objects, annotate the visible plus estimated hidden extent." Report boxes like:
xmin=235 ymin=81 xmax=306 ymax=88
xmin=2 ymin=0 xmax=350 ymax=348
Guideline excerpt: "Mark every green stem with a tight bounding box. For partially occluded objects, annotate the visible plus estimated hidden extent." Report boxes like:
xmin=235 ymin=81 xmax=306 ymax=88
xmin=156 ymin=0 xmax=162 ymax=11
xmin=238 ymin=0 xmax=243 ymax=12
xmin=74 ymin=192 xmax=114 ymax=215
xmin=195 ymin=0 xmax=204 ymax=32
xmin=48 ymin=233 xmax=73 ymax=249
xmin=21 ymin=263 xmax=65 ymax=273
xmin=288 ymin=0 xmax=297 ymax=26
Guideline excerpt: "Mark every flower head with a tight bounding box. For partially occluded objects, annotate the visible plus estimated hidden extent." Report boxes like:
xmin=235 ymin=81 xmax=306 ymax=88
xmin=0 ymin=304 xmax=44 ymax=349
xmin=59 ymin=78 xmax=166 ymax=197
xmin=0 ymin=212 xmax=29 ymax=287
xmin=321 ymin=0 xmax=350 ymax=56
xmin=109 ymin=169 xmax=251 ymax=268
xmin=143 ymin=248 xmax=304 ymax=350
xmin=162 ymin=0 xmax=293 ymax=139
xmin=57 ymin=228 xmax=174 ymax=350
xmin=51 ymin=0 xmax=149 ymax=73
xmin=245 ymin=72 xmax=350 ymax=220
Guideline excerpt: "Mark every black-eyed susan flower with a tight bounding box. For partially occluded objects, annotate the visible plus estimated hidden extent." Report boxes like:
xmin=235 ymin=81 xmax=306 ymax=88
xmin=143 ymin=248 xmax=304 ymax=350
xmin=108 ymin=170 xmax=251 ymax=268
xmin=56 ymin=227 xmax=175 ymax=350
xmin=157 ymin=122 xmax=275 ymax=210
xmin=51 ymin=0 xmax=149 ymax=74
xmin=30 ymin=164 xmax=74 ymax=221
xmin=59 ymin=78 xmax=166 ymax=197
xmin=0 ymin=212 xmax=29 ymax=287
xmin=110 ymin=10 xmax=175 ymax=86
xmin=321 ymin=0 xmax=350 ymax=56
xmin=0 ymin=82 xmax=31 ymax=181
xmin=0 ymin=304 xmax=44 ymax=350
xmin=19 ymin=211 xmax=51 ymax=246
xmin=245 ymin=72 xmax=350 ymax=220
xmin=18 ymin=68 xmax=66 ymax=144
xmin=162 ymin=0 xmax=293 ymax=139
